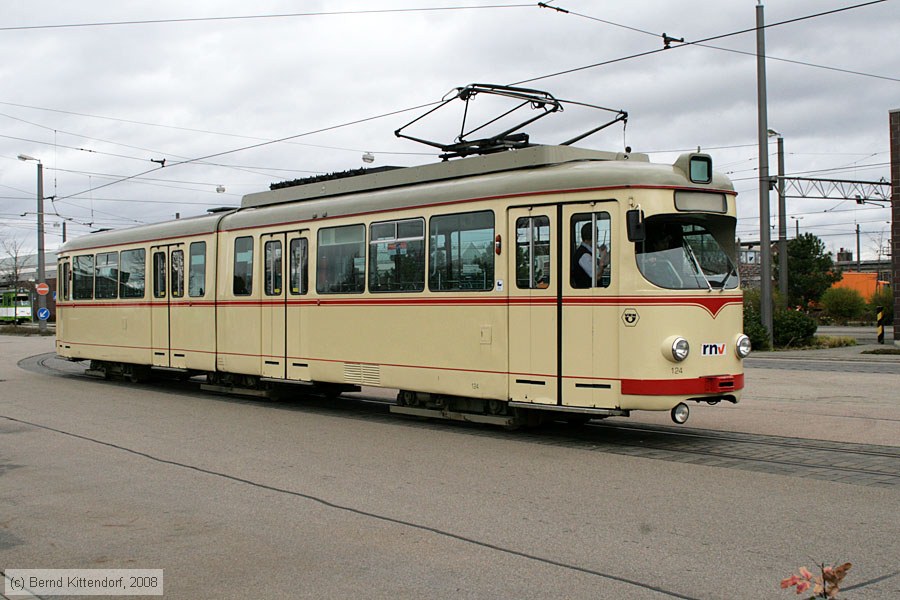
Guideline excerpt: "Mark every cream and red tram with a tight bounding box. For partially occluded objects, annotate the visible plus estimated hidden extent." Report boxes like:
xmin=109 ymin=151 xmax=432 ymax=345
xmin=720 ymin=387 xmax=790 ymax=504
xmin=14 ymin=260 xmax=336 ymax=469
xmin=55 ymin=144 xmax=749 ymax=427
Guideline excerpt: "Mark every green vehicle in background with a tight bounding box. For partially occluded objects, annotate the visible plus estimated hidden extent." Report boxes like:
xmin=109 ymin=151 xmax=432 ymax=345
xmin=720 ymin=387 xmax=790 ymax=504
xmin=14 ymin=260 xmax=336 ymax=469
xmin=0 ymin=288 xmax=33 ymax=324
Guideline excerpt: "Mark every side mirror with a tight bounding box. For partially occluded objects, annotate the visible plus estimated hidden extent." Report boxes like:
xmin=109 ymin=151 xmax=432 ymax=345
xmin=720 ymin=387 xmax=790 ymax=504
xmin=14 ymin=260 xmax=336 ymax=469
xmin=626 ymin=209 xmax=645 ymax=242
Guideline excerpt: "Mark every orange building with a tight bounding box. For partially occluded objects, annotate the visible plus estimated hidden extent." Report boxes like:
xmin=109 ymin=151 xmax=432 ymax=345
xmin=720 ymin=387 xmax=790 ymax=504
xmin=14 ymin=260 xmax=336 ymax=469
xmin=832 ymin=272 xmax=888 ymax=301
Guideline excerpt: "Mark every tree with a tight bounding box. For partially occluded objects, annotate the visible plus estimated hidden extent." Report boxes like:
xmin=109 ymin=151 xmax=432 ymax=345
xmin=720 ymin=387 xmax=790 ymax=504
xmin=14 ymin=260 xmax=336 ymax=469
xmin=1 ymin=238 xmax=29 ymax=289
xmin=1 ymin=238 xmax=31 ymax=331
xmin=778 ymin=233 xmax=841 ymax=308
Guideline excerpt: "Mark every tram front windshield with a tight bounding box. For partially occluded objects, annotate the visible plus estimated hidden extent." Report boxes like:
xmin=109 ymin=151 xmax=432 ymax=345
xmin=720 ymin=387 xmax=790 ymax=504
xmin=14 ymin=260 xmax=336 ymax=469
xmin=636 ymin=214 xmax=738 ymax=290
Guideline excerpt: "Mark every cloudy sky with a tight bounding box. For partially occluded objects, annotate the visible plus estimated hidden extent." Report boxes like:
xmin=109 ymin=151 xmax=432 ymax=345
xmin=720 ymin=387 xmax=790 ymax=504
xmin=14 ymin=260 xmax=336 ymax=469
xmin=1 ymin=0 xmax=897 ymax=260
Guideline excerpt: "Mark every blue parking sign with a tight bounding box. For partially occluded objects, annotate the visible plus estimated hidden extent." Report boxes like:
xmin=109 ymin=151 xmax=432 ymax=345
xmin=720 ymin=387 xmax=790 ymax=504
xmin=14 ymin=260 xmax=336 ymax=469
xmin=37 ymin=308 xmax=51 ymax=321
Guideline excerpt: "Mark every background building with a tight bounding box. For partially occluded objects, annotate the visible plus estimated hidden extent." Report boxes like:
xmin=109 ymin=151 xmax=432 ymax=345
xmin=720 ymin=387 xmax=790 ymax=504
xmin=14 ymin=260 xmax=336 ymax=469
xmin=0 ymin=251 xmax=58 ymax=322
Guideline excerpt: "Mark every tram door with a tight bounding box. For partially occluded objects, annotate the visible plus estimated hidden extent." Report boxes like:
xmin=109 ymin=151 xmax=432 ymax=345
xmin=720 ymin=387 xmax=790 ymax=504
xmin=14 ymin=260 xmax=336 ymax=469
xmin=149 ymin=243 xmax=185 ymax=368
xmin=561 ymin=204 xmax=620 ymax=409
xmin=285 ymin=234 xmax=310 ymax=381
xmin=56 ymin=258 xmax=70 ymax=342
xmin=260 ymin=231 xmax=308 ymax=380
xmin=260 ymin=233 xmax=287 ymax=379
xmin=507 ymin=207 xmax=558 ymax=405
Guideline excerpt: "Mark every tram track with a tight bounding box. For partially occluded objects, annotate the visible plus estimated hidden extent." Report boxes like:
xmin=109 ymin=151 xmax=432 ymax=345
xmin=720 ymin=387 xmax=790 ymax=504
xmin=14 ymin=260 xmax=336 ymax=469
xmin=589 ymin=421 xmax=900 ymax=460
xmin=323 ymin=401 xmax=900 ymax=487
xmin=575 ymin=422 xmax=900 ymax=485
xmin=20 ymin=353 xmax=900 ymax=488
xmin=745 ymin=356 xmax=900 ymax=375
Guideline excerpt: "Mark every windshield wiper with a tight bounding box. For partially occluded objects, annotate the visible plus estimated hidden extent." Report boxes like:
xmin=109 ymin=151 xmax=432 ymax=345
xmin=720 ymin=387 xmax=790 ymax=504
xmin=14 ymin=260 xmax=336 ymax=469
xmin=682 ymin=240 xmax=713 ymax=291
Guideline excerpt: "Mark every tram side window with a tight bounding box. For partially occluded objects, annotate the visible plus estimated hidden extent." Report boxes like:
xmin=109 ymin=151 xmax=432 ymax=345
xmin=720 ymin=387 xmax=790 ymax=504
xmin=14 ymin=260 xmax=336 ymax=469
xmin=233 ymin=236 xmax=253 ymax=296
xmin=571 ymin=212 xmax=612 ymax=289
xmin=264 ymin=240 xmax=283 ymax=296
xmin=188 ymin=242 xmax=206 ymax=297
xmin=120 ymin=249 xmax=146 ymax=298
xmin=153 ymin=251 xmax=166 ymax=298
xmin=429 ymin=211 xmax=494 ymax=292
xmin=369 ymin=218 xmax=425 ymax=293
xmin=516 ymin=216 xmax=551 ymax=289
xmin=171 ymin=250 xmax=185 ymax=298
xmin=289 ymin=239 xmax=308 ymax=295
xmin=60 ymin=262 xmax=71 ymax=301
xmin=317 ymin=225 xmax=365 ymax=294
xmin=73 ymin=255 xmax=94 ymax=300
xmin=95 ymin=252 xmax=119 ymax=299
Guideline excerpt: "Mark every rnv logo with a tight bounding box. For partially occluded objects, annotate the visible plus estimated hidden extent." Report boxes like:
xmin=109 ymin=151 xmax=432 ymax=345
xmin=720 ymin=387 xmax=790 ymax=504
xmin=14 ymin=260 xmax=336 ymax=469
xmin=701 ymin=343 xmax=726 ymax=356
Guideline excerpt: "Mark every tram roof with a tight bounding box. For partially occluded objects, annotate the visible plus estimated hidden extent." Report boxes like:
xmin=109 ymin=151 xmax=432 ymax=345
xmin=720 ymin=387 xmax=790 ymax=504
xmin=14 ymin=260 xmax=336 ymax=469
xmin=242 ymin=145 xmax=649 ymax=209
xmin=58 ymin=211 xmax=229 ymax=253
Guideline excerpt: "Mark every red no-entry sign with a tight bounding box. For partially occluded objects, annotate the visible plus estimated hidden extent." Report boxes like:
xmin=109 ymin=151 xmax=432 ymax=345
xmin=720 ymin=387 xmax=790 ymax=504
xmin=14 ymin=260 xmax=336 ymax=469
xmin=36 ymin=282 xmax=50 ymax=296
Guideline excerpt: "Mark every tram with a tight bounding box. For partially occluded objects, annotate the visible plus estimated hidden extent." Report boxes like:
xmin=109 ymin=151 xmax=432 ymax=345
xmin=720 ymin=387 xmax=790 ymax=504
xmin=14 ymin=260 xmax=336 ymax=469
xmin=0 ymin=288 xmax=33 ymax=324
xmin=55 ymin=86 xmax=750 ymax=427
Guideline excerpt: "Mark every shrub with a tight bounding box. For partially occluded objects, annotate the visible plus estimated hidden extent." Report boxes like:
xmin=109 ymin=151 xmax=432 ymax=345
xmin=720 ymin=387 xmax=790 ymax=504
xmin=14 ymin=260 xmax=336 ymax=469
xmin=773 ymin=309 xmax=817 ymax=347
xmin=868 ymin=286 xmax=894 ymax=326
xmin=742 ymin=291 xmax=771 ymax=351
xmin=743 ymin=287 xmax=761 ymax=313
xmin=744 ymin=311 xmax=771 ymax=351
xmin=741 ymin=288 xmax=821 ymax=349
xmin=820 ymin=287 xmax=867 ymax=324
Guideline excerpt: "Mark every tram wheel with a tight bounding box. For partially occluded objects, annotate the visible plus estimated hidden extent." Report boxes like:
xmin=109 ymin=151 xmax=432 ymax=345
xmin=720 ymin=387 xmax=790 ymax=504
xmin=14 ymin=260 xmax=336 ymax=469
xmin=397 ymin=390 xmax=418 ymax=407
xmin=485 ymin=399 xmax=505 ymax=415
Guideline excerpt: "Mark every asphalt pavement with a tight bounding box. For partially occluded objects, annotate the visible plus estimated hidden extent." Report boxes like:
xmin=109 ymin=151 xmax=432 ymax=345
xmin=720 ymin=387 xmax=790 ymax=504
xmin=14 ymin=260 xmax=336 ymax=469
xmin=1 ymin=333 xmax=898 ymax=599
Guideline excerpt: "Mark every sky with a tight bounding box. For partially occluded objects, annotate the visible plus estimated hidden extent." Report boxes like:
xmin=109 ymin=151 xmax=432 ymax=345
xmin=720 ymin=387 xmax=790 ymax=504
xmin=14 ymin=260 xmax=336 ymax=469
xmin=1 ymin=0 xmax=897 ymax=262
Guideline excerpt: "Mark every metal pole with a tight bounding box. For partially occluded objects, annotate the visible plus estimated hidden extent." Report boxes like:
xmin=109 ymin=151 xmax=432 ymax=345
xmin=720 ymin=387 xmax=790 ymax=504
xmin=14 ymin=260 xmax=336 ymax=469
xmin=36 ymin=162 xmax=48 ymax=333
xmin=756 ymin=3 xmax=773 ymax=345
xmin=776 ymin=136 xmax=788 ymax=299
xmin=856 ymin=223 xmax=861 ymax=272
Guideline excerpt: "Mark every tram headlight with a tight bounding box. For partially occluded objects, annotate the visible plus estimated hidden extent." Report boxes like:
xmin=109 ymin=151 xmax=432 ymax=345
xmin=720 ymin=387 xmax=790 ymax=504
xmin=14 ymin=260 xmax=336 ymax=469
xmin=671 ymin=402 xmax=690 ymax=424
xmin=662 ymin=336 xmax=690 ymax=362
xmin=735 ymin=334 xmax=752 ymax=359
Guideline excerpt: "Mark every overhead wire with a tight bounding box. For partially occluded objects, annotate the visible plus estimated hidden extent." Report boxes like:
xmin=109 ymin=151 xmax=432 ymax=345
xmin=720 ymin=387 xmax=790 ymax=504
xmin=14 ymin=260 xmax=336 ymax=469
xmin=1 ymin=114 xmax=324 ymax=180
xmin=57 ymin=16 xmax=887 ymax=207
xmin=1 ymin=6 xmax=521 ymax=230
xmin=5 ymin=0 xmax=892 ymax=234
xmin=520 ymin=0 xmax=894 ymax=85
xmin=729 ymin=161 xmax=890 ymax=182
xmin=548 ymin=2 xmax=899 ymax=83
xmin=0 ymin=4 xmax=533 ymax=32
xmin=0 ymin=100 xmax=434 ymax=158
xmin=51 ymin=100 xmax=442 ymax=202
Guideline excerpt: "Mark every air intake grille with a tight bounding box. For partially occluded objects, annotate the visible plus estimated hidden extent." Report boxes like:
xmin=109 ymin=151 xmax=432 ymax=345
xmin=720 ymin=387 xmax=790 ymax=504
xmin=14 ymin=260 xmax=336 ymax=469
xmin=343 ymin=363 xmax=381 ymax=386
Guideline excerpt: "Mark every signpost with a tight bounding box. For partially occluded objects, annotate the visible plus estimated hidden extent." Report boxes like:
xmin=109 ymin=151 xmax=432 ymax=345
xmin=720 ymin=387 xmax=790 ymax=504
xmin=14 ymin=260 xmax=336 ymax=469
xmin=35 ymin=284 xmax=51 ymax=324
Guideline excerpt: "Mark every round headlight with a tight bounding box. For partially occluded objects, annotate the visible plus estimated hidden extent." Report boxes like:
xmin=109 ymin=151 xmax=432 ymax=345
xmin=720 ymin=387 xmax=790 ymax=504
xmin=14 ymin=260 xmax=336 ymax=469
xmin=735 ymin=334 xmax=752 ymax=359
xmin=671 ymin=337 xmax=690 ymax=362
xmin=671 ymin=402 xmax=690 ymax=424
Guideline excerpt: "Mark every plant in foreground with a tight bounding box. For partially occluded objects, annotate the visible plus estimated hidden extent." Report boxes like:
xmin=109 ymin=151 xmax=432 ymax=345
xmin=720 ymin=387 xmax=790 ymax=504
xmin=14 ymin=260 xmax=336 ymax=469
xmin=781 ymin=563 xmax=852 ymax=598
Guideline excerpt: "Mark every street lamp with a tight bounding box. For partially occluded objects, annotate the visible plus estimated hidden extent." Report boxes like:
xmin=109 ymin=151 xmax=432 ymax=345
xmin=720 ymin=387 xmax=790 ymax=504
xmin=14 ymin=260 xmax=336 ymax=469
xmin=17 ymin=154 xmax=48 ymax=333
xmin=790 ymin=216 xmax=804 ymax=238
